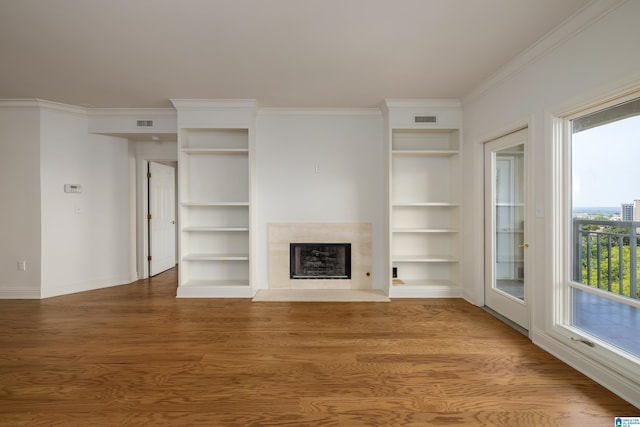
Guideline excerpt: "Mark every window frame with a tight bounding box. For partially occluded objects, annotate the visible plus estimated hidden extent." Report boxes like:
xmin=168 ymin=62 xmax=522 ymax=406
xmin=548 ymin=89 xmax=640 ymax=386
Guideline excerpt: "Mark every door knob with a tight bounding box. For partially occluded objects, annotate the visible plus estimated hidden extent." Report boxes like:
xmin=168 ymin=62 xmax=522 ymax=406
xmin=171 ymin=220 xmax=176 ymax=224
xmin=519 ymin=243 xmax=529 ymax=248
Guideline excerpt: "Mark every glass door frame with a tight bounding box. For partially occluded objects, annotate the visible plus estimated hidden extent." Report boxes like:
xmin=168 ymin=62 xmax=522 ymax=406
xmin=484 ymin=128 xmax=531 ymax=331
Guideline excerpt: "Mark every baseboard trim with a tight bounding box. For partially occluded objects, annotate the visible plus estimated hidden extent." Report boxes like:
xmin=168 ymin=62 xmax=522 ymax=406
xmin=532 ymin=328 xmax=640 ymax=409
xmin=40 ymin=275 xmax=134 ymax=299
xmin=0 ymin=289 xmax=41 ymax=299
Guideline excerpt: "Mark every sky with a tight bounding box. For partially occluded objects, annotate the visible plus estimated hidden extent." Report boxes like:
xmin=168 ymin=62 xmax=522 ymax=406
xmin=572 ymin=115 xmax=640 ymax=208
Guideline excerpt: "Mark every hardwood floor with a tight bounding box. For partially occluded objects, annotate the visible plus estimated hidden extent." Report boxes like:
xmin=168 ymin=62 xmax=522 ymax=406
xmin=0 ymin=268 xmax=637 ymax=426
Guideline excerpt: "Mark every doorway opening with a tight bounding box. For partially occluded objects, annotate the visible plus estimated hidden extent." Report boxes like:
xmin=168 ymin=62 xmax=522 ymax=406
xmin=147 ymin=161 xmax=177 ymax=276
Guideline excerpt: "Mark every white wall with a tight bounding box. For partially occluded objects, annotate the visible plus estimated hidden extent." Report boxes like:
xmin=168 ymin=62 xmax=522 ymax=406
xmin=0 ymin=104 xmax=42 ymax=298
xmin=255 ymin=110 xmax=384 ymax=288
xmin=461 ymin=0 xmax=640 ymax=405
xmin=39 ymin=108 xmax=133 ymax=297
xmin=136 ymin=140 xmax=178 ymax=159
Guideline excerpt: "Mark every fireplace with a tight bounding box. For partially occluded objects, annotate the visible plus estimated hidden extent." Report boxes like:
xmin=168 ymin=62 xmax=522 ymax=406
xmin=290 ymin=243 xmax=351 ymax=279
xmin=269 ymin=223 xmax=371 ymax=290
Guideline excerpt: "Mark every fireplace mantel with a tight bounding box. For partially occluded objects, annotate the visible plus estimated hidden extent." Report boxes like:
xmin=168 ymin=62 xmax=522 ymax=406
xmin=268 ymin=223 xmax=372 ymax=290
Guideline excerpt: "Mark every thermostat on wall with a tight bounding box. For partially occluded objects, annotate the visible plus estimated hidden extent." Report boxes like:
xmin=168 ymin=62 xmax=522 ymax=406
xmin=64 ymin=184 xmax=82 ymax=194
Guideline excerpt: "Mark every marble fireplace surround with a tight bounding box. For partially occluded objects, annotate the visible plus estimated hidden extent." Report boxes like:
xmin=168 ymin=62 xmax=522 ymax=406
xmin=268 ymin=223 xmax=372 ymax=290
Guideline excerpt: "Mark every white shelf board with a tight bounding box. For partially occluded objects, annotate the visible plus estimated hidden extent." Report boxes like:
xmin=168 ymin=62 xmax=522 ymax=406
xmin=181 ymin=202 xmax=249 ymax=207
xmin=180 ymin=279 xmax=250 ymax=287
xmin=182 ymin=253 xmax=249 ymax=261
xmin=392 ymin=150 xmax=458 ymax=157
xmin=392 ymin=228 xmax=458 ymax=233
xmin=392 ymin=279 xmax=458 ymax=287
xmin=182 ymin=148 xmax=249 ymax=155
xmin=182 ymin=226 xmax=249 ymax=232
xmin=392 ymin=254 xmax=459 ymax=263
xmin=392 ymin=202 xmax=459 ymax=207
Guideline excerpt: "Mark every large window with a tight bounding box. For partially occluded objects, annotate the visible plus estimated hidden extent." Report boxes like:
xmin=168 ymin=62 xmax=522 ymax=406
xmin=568 ymin=95 xmax=640 ymax=359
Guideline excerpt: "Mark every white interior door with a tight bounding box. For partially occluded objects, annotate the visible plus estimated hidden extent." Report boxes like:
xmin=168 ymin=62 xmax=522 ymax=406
xmin=149 ymin=162 xmax=176 ymax=276
xmin=484 ymin=129 xmax=529 ymax=330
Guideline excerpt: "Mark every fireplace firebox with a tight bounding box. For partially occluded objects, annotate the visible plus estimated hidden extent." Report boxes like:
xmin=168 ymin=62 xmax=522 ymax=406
xmin=290 ymin=243 xmax=351 ymax=279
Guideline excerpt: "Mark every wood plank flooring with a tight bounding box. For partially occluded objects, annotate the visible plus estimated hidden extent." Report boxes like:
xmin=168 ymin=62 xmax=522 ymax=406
xmin=0 ymin=268 xmax=637 ymax=426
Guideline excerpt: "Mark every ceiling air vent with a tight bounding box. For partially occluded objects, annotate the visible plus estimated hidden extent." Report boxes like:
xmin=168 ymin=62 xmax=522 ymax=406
xmin=414 ymin=115 xmax=437 ymax=123
xmin=136 ymin=119 xmax=154 ymax=128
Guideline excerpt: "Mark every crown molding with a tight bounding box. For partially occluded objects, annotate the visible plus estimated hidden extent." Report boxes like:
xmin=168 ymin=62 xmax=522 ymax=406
xmin=0 ymin=99 xmax=41 ymax=109
xmin=257 ymin=107 xmax=381 ymax=116
xmin=0 ymin=98 xmax=86 ymax=115
xmin=383 ymin=99 xmax=461 ymax=112
xmin=36 ymin=99 xmax=87 ymax=115
xmin=86 ymin=108 xmax=176 ymax=118
xmin=170 ymin=99 xmax=257 ymax=111
xmin=462 ymin=0 xmax=627 ymax=106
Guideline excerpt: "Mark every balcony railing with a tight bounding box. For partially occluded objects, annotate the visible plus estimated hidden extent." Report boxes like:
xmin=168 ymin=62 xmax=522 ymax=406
xmin=573 ymin=219 xmax=639 ymax=299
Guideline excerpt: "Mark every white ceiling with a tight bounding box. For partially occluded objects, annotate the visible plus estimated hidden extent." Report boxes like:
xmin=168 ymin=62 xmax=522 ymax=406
xmin=0 ymin=0 xmax=592 ymax=109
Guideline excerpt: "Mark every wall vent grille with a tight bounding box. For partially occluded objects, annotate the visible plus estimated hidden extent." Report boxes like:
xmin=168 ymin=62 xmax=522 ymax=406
xmin=136 ymin=120 xmax=154 ymax=127
xmin=414 ymin=115 xmax=437 ymax=123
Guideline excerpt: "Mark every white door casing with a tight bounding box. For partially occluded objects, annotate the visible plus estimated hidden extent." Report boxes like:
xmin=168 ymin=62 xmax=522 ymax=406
xmin=149 ymin=162 xmax=176 ymax=276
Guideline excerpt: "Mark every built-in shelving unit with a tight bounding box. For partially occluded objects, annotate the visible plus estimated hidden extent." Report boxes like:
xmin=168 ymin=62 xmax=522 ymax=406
xmin=383 ymin=100 xmax=462 ymax=298
xmin=171 ymin=100 xmax=256 ymax=298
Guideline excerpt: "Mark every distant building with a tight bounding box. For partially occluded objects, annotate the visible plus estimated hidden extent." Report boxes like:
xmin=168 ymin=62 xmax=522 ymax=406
xmin=622 ymin=203 xmax=634 ymax=221
xmin=635 ymin=200 xmax=640 ymax=221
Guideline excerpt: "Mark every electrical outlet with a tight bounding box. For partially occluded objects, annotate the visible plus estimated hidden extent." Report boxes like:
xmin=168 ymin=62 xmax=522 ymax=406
xmin=17 ymin=260 xmax=26 ymax=271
